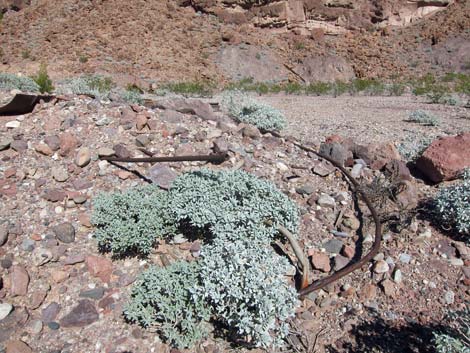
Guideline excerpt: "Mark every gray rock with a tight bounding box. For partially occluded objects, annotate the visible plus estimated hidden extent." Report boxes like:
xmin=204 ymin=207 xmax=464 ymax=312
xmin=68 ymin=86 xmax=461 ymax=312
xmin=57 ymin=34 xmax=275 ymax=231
xmin=79 ymin=287 xmax=105 ymax=300
xmin=149 ymin=165 xmax=177 ymax=190
xmin=0 ymin=223 xmax=9 ymax=246
xmin=21 ymin=239 xmax=35 ymax=252
xmin=0 ymin=303 xmax=13 ymax=320
xmin=10 ymin=140 xmax=28 ymax=152
xmin=97 ymin=147 xmax=115 ymax=157
xmin=296 ymin=184 xmax=315 ymax=196
xmin=135 ymin=135 xmax=150 ymax=147
xmin=399 ymin=253 xmax=412 ymax=264
xmin=444 ymin=290 xmax=455 ymax=305
xmin=59 ymin=300 xmax=99 ymax=327
xmin=47 ymin=321 xmax=60 ymax=330
xmin=351 ymin=163 xmax=363 ymax=178
xmin=42 ymin=302 xmax=61 ymax=323
xmin=319 ymin=142 xmax=350 ymax=166
xmin=0 ymin=138 xmax=13 ymax=151
xmin=334 ymin=255 xmax=349 ymax=271
xmin=51 ymin=167 xmax=69 ymax=182
xmin=323 ymin=239 xmax=344 ymax=254
xmin=317 ymin=194 xmax=336 ymax=209
xmin=52 ymin=223 xmax=76 ymax=244
xmin=45 ymin=135 xmax=60 ymax=151
xmin=313 ymin=162 xmax=335 ymax=177
xmin=113 ymin=144 xmax=131 ymax=159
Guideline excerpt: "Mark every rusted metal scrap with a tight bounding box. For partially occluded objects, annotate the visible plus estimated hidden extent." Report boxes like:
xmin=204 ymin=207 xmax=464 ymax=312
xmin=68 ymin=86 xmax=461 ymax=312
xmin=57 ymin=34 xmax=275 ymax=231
xmin=0 ymin=94 xmax=55 ymax=116
xmin=270 ymin=131 xmax=382 ymax=298
xmin=99 ymin=152 xmax=228 ymax=164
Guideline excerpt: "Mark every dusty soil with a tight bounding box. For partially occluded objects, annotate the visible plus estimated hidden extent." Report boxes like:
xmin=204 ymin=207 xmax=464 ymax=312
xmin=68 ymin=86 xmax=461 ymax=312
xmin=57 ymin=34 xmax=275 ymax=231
xmin=0 ymin=90 xmax=469 ymax=353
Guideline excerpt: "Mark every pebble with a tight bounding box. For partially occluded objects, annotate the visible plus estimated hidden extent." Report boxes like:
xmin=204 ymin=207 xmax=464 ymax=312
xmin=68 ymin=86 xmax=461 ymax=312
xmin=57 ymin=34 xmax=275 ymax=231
xmin=450 ymin=258 xmax=464 ymax=266
xmin=52 ymin=167 xmax=69 ymax=182
xmin=0 ymin=223 xmax=9 ymax=246
xmin=444 ymin=290 xmax=455 ymax=305
xmin=10 ymin=265 xmax=30 ymax=296
xmin=79 ymin=287 xmax=105 ymax=300
xmin=373 ymin=260 xmax=390 ymax=274
xmin=0 ymin=302 xmax=13 ymax=320
xmin=149 ymin=165 xmax=177 ymax=190
xmin=48 ymin=321 xmax=60 ymax=330
xmin=351 ymin=163 xmax=363 ymax=178
xmin=42 ymin=302 xmax=61 ymax=323
xmin=21 ymin=239 xmax=35 ymax=252
xmin=60 ymin=299 xmax=99 ymax=327
xmin=0 ymin=138 xmax=13 ymax=151
xmin=52 ymin=222 xmax=76 ymax=244
xmin=393 ymin=269 xmax=403 ymax=283
xmin=334 ymin=255 xmax=349 ymax=271
xmin=135 ymin=135 xmax=150 ymax=147
xmin=6 ymin=120 xmax=21 ymax=128
xmin=276 ymin=162 xmax=289 ymax=172
xmin=323 ymin=239 xmax=344 ymax=254
xmin=310 ymin=252 xmax=331 ymax=272
xmin=399 ymin=253 xmax=412 ymax=264
xmin=296 ymin=184 xmax=315 ymax=196
xmin=317 ymin=194 xmax=336 ymax=209
xmin=5 ymin=340 xmax=33 ymax=353
xmin=30 ymin=319 xmax=43 ymax=334
xmin=75 ymin=147 xmax=91 ymax=167
xmin=97 ymin=147 xmax=115 ymax=157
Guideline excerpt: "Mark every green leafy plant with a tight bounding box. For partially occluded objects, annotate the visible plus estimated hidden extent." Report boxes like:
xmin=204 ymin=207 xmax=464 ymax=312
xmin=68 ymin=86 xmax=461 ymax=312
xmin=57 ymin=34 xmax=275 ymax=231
xmin=193 ymin=239 xmax=299 ymax=348
xmin=434 ymin=307 xmax=470 ymax=353
xmin=407 ymin=110 xmax=440 ymax=126
xmin=124 ymin=261 xmax=211 ymax=349
xmin=0 ymin=73 xmax=39 ymax=92
xmin=168 ymin=169 xmax=299 ymax=243
xmin=91 ymin=185 xmax=176 ymax=256
xmin=220 ymin=91 xmax=287 ymax=131
xmin=434 ymin=169 xmax=470 ymax=237
xmin=32 ymin=63 xmax=54 ymax=93
xmin=162 ymin=81 xmax=214 ymax=97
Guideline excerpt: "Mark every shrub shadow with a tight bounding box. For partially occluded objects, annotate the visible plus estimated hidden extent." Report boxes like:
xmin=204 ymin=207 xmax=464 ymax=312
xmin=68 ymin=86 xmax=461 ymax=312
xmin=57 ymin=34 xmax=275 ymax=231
xmin=326 ymin=317 xmax=460 ymax=353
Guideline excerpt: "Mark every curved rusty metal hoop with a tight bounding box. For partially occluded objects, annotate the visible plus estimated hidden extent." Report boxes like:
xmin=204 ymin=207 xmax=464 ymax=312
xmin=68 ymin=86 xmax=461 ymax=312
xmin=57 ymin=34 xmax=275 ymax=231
xmin=270 ymin=131 xmax=382 ymax=298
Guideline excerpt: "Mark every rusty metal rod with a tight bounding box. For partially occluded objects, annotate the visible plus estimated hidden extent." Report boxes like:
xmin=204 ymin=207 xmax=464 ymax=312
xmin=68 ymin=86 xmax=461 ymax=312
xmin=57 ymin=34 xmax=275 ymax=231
xmin=99 ymin=152 xmax=228 ymax=164
xmin=270 ymin=131 xmax=382 ymax=298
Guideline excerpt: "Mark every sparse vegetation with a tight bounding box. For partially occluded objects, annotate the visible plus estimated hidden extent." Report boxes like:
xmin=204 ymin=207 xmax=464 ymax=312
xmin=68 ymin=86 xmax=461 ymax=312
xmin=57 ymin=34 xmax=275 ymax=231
xmin=434 ymin=169 xmax=470 ymax=237
xmin=79 ymin=54 xmax=88 ymax=63
xmin=221 ymin=90 xmax=287 ymax=131
xmin=407 ymin=110 xmax=440 ymax=126
xmin=0 ymin=72 xmax=39 ymax=92
xmin=161 ymin=81 xmax=214 ymax=97
xmin=56 ymin=75 xmax=114 ymax=99
xmin=397 ymin=135 xmax=433 ymax=162
xmin=433 ymin=307 xmax=470 ymax=353
xmin=31 ymin=63 xmax=54 ymax=93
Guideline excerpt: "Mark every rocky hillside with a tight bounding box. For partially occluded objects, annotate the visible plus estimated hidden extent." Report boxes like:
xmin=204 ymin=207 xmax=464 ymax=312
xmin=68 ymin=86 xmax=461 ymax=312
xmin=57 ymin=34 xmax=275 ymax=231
xmin=0 ymin=0 xmax=469 ymax=83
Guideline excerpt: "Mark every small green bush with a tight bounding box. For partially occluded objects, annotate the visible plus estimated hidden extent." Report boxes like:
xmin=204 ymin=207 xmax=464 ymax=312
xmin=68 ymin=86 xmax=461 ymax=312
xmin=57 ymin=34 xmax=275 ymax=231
xmin=168 ymin=169 xmax=299 ymax=243
xmin=32 ymin=63 xmax=54 ymax=93
xmin=306 ymin=81 xmax=332 ymax=95
xmin=91 ymin=185 xmax=176 ymax=256
xmin=193 ymin=239 xmax=299 ymax=348
xmin=434 ymin=169 xmax=470 ymax=237
xmin=433 ymin=308 xmax=470 ymax=353
xmin=121 ymin=89 xmax=143 ymax=104
xmin=124 ymin=261 xmax=211 ymax=349
xmin=163 ymin=81 xmax=214 ymax=97
xmin=0 ymin=72 xmax=39 ymax=92
xmin=220 ymin=90 xmax=287 ymax=131
xmin=407 ymin=110 xmax=440 ymax=126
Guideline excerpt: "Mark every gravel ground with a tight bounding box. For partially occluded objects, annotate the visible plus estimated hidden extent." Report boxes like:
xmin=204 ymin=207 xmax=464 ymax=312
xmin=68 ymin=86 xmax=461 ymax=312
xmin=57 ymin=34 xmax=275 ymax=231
xmin=258 ymin=95 xmax=470 ymax=144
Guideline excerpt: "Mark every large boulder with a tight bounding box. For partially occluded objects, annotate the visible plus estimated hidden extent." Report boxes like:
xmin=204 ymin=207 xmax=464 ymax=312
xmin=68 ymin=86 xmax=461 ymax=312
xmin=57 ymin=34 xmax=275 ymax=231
xmin=416 ymin=133 xmax=470 ymax=183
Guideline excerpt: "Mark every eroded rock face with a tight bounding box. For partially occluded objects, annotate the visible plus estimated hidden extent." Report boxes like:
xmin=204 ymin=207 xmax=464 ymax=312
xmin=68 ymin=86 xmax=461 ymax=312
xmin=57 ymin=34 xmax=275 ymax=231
xmin=294 ymin=55 xmax=355 ymax=83
xmin=0 ymin=0 xmax=30 ymax=12
xmin=182 ymin=0 xmax=454 ymax=32
xmin=416 ymin=133 xmax=470 ymax=183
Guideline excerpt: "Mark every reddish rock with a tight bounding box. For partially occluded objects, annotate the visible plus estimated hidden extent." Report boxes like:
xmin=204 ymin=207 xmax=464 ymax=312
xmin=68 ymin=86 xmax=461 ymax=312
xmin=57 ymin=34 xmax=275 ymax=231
xmin=59 ymin=299 xmax=99 ymax=327
xmin=354 ymin=142 xmax=401 ymax=170
xmin=360 ymin=283 xmax=377 ymax=301
xmin=135 ymin=114 xmax=148 ymax=130
xmin=43 ymin=188 xmax=66 ymax=202
xmin=59 ymin=132 xmax=79 ymax=157
xmin=342 ymin=245 xmax=355 ymax=259
xmin=384 ymin=159 xmax=412 ymax=181
xmin=86 ymin=256 xmax=113 ymax=283
xmin=416 ymin=133 xmax=470 ymax=183
xmin=380 ymin=279 xmax=397 ymax=297
xmin=5 ymin=340 xmax=33 ymax=353
xmin=395 ymin=180 xmax=418 ymax=210
xmin=35 ymin=143 xmax=53 ymax=156
xmin=310 ymin=252 xmax=331 ymax=273
xmin=10 ymin=266 xmax=29 ymax=296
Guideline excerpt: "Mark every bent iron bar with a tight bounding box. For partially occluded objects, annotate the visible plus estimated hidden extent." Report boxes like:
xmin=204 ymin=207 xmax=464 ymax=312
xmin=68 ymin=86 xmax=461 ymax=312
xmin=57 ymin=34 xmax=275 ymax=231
xmin=269 ymin=131 xmax=382 ymax=298
xmin=99 ymin=152 xmax=228 ymax=164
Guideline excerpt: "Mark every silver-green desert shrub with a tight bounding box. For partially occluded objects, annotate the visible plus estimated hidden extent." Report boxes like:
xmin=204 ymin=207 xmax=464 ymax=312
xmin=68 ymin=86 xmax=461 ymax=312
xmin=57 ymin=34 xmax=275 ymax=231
xmin=434 ymin=308 xmax=470 ymax=353
xmin=434 ymin=169 xmax=470 ymax=237
xmin=168 ymin=169 xmax=299 ymax=243
xmin=91 ymin=185 xmax=176 ymax=256
xmin=0 ymin=73 xmax=39 ymax=92
xmin=192 ymin=239 xmax=299 ymax=348
xmin=56 ymin=75 xmax=114 ymax=99
xmin=221 ymin=90 xmax=287 ymax=131
xmin=121 ymin=89 xmax=143 ymax=104
xmin=408 ymin=110 xmax=440 ymax=126
xmin=397 ymin=135 xmax=433 ymax=162
xmin=124 ymin=261 xmax=211 ymax=349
